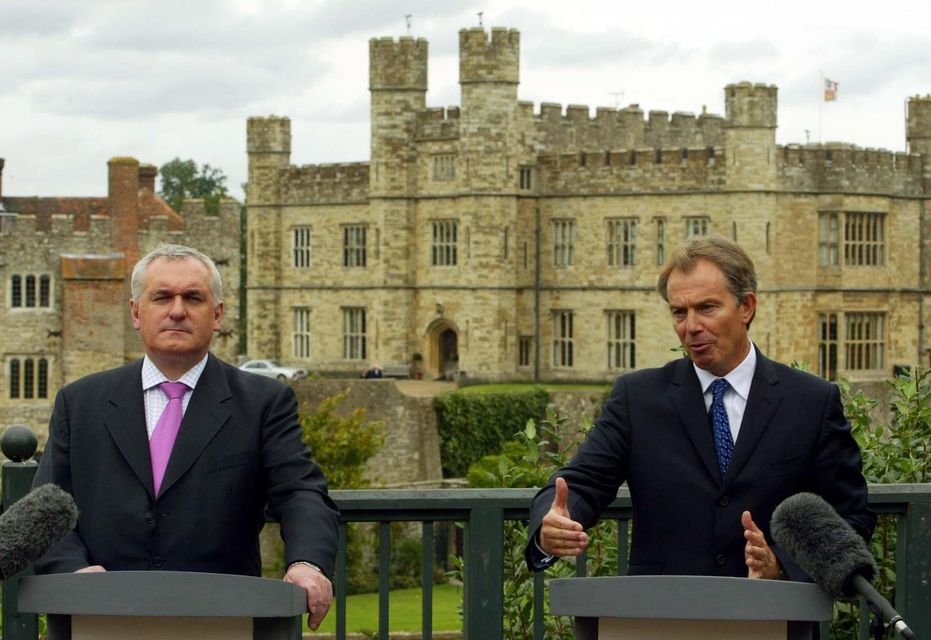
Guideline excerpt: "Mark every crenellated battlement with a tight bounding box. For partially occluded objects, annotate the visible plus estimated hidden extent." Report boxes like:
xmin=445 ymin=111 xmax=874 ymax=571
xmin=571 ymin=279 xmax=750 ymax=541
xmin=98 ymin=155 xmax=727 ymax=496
xmin=247 ymin=116 xmax=291 ymax=154
xmin=369 ymin=36 xmax=428 ymax=91
xmin=779 ymin=144 xmax=923 ymax=194
xmin=459 ymin=27 xmax=519 ymax=85
xmin=279 ymin=162 xmax=370 ymax=203
xmin=725 ymin=82 xmax=778 ymax=128
xmin=536 ymin=145 xmax=727 ymax=195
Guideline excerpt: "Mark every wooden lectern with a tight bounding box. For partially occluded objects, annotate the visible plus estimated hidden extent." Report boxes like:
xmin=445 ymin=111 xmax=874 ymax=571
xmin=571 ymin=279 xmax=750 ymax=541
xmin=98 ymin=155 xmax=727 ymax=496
xmin=550 ymin=575 xmax=833 ymax=640
xmin=17 ymin=571 xmax=307 ymax=640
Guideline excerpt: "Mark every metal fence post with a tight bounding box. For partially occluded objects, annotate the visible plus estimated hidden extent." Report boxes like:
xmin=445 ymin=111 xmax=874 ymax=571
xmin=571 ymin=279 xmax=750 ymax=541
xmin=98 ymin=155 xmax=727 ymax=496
xmin=463 ymin=506 xmax=504 ymax=640
xmin=1 ymin=424 xmax=40 ymax=640
xmin=903 ymin=500 xmax=931 ymax=639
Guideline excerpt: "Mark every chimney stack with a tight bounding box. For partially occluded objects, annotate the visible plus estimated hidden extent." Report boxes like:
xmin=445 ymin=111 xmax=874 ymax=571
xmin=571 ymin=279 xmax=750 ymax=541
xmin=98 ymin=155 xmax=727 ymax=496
xmin=108 ymin=156 xmax=141 ymax=269
xmin=138 ymin=164 xmax=157 ymax=193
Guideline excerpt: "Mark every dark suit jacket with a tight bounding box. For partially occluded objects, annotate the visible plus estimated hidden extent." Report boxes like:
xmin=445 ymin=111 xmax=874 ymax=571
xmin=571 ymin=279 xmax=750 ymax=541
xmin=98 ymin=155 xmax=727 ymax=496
xmin=34 ymin=354 xmax=339 ymax=578
xmin=527 ymin=349 xmax=874 ymax=578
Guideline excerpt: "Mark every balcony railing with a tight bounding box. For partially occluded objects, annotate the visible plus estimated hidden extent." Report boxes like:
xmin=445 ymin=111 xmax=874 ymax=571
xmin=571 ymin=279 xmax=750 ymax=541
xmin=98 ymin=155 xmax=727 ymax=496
xmin=3 ymin=428 xmax=930 ymax=640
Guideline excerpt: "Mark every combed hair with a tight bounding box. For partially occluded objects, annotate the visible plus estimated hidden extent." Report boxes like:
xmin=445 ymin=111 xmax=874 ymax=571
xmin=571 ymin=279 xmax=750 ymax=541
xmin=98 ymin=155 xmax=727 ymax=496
xmin=131 ymin=244 xmax=223 ymax=303
xmin=656 ymin=236 xmax=757 ymax=326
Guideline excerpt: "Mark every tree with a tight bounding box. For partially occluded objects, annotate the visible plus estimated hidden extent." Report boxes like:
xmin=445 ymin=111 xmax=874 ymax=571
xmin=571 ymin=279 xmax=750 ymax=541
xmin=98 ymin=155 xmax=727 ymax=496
xmin=158 ymin=158 xmax=229 ymax=215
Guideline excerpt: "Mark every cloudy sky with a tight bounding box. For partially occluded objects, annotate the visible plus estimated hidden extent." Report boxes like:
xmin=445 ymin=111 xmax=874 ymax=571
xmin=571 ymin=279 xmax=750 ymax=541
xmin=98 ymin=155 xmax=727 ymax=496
xmin=2 ymin=0 xmax=929 ymax=199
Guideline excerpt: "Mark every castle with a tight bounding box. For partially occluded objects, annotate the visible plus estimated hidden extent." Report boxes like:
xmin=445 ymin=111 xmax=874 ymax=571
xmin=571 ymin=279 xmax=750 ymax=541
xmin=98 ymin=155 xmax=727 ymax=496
xmin=247 ymin=26 xmax=931 ymax=383
xmin=0 ymin=157 xmax=240 ymax=437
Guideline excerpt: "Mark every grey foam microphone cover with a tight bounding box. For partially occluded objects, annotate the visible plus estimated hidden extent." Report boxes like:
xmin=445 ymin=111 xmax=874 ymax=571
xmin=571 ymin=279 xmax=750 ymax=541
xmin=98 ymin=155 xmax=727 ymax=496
xmin=770 ymin=492 xmax=875 ymax=598
xmin=0 ymin=483 xmax=78 ymax=579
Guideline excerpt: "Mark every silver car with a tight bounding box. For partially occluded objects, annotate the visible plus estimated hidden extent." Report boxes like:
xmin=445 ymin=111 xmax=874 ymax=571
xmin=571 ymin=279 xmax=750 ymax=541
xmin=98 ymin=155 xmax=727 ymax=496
xmin=239 ymin=359 xmax=308 ymax=381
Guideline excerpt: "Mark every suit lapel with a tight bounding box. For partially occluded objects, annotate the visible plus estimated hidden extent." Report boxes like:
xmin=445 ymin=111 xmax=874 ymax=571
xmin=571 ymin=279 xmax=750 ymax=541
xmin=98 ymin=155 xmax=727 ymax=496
xmin=159 ymin=354 xmax=232 ymax=497
xmin=726 ymin=349 xmax=784 ymax=483
xmin=104 ymin=361 xmax=156 ymax=499
xmin=667 ymin=357 xmax=722 ymax=484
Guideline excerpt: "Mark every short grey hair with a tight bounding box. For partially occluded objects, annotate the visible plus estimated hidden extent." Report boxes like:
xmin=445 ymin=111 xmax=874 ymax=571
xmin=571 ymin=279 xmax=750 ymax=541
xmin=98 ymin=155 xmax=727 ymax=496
xmin=131 ymin=244 xmax=223 ymax=303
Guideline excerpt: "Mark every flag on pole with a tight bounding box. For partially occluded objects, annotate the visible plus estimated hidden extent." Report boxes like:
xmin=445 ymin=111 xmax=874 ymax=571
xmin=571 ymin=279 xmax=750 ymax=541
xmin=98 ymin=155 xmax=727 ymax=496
xmin=824 ymin=78 xmax=839 ymax=102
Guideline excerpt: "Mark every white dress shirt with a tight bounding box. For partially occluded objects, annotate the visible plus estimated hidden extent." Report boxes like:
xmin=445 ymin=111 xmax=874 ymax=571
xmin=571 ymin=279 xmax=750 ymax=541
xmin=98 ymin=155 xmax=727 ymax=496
xmin=141 ymin=355 xmax=208 ymax=439
xmin=692 ymin=339 xmax=757 ymax=444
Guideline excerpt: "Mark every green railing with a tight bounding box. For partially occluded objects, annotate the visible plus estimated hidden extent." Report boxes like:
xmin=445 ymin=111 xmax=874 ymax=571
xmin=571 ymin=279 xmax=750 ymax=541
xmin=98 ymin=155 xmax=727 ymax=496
xmin=3 ymin=426 xmax=930 ymax=640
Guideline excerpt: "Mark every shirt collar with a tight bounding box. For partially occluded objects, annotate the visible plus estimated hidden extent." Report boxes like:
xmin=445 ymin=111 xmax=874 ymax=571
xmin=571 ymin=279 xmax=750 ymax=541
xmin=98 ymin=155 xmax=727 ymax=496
xmin=693 ymin=339 xmax=757 ymax=401
xmin=141 ymin=354 xmax=209 ymax=391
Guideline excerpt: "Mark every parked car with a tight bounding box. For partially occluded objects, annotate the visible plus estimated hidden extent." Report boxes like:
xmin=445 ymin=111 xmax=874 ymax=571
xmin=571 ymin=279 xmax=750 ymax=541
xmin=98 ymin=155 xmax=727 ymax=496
xmin=239 ymin=359 xmax=307 ymax=381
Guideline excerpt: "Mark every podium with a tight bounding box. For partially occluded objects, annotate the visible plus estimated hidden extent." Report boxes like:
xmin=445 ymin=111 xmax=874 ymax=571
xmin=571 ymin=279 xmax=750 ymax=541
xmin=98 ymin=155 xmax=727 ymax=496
xmin=17 ymin=571 xmax=308 ymax=640
xmin=550 ymin=576 xmax=833 ymax=640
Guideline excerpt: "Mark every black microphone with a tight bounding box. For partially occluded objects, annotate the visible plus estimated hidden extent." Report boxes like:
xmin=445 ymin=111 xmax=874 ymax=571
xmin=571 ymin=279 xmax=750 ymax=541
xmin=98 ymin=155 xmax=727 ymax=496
xmin=771 ymin=492 xmax=917 ymax=640
xmin=0 ymin=483 xmax=78 ymax=579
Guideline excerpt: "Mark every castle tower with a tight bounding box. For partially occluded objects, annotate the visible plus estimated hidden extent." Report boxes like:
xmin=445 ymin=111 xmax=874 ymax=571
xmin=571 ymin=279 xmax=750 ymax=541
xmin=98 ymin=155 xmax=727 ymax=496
xmin=246 ymin=116 xmax=292 ymax=358
xmin=458 ymin=27 xmax=520 ymax=191
xmin=724 ymin=83 xmax=778 ymax=190
xmin=369 ymin=36 xmax=427 ymax=196
xmin=907 ymin=95 xmax=931 ymax=192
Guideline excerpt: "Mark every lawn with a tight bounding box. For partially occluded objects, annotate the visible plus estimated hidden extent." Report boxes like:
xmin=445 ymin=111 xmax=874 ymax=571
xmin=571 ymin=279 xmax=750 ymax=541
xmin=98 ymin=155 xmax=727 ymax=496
xmin=310 ymin=583 xmax=462 ymax=634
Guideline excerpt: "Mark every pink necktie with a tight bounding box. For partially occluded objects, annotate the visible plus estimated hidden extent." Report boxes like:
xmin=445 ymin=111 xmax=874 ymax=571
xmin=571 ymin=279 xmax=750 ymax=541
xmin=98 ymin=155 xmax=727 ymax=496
xmin=149 ymin=381 xmax=189 ymax=496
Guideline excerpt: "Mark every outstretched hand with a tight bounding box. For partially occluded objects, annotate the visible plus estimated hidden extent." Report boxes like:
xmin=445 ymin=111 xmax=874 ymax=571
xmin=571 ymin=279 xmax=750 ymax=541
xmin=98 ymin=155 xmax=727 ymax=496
xmin=743 ymin=510 xmax=781 ymax=579
xmin=539 ymin=477 xmax=589 ymax=557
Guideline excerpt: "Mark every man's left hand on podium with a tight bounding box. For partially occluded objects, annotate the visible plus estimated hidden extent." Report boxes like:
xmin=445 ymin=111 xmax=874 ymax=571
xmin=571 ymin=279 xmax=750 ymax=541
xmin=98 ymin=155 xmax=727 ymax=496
xmin=742 ymin=510 xmax=782 ymax=580
xmin=284 ymin=561 xmax=333 ymax=630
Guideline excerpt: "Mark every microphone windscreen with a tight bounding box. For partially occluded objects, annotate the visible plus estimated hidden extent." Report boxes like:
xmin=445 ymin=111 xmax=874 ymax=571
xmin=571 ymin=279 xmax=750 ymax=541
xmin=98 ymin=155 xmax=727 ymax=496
xmin=770 ymin=492 xmax=875 ymax=598
xmin=0 ymin=483 xmax=78 ymax=579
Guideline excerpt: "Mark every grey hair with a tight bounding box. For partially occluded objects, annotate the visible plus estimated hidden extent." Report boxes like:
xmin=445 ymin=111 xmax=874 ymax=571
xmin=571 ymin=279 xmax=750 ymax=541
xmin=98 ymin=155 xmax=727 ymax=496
xmin=131 ymin=244 xmax=223 ymax=303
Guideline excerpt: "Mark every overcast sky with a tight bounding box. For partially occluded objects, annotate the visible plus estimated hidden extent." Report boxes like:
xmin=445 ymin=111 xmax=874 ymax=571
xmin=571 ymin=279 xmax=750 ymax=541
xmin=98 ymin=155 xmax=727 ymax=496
xmin=2 ymin=0 xmax=929 ymax=199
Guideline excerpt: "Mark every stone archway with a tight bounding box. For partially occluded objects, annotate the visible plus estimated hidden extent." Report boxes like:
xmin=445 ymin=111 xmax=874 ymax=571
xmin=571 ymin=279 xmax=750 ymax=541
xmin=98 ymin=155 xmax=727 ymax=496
xmin=424 ymin=318 xmax=459 ymax=380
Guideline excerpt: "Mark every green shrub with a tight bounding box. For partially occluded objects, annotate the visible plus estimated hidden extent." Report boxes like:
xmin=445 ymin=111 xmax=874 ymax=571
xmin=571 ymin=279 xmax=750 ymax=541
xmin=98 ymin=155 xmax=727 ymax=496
xmin=435 ymin=387 xmax=549 ymax=477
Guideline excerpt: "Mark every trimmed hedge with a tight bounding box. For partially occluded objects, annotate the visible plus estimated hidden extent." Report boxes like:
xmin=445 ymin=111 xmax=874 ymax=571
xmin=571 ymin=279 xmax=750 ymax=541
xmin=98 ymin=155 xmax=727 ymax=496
xmin=434 ymin=386 xmax=550 ymax=477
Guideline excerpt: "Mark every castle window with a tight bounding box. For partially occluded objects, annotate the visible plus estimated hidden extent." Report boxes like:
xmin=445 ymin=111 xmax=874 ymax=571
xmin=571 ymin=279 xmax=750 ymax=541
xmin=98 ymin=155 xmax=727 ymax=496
xmin=10 ymin=273 xmax=52 ymax=309
xmin=685 ymin=217 xmax=708 ymax=238
xmin=844 ymin=212 xmax=885 ymax=266
xmin=8 ymin=356 xmax=49 ymax=400
xmin=552 ymin=310 xmax=574 ymax=368
xmin=341 ymin=307 xmax=367 ymax=360
xmin=518 ymin=336 xmax=533 ymax=368
xmin=606 ymin=310 xmax=636 ymax=369
xmin=656 ymin=219 xmax=666 ymax=265
xmin=293 ymin=307 xmax=311 ymax=359
xmin=292 ymin=226 xmax=312 ymax=268
xmin=553 ymin=219 xmax=576 ymax=267
xmin=579 ymin=152 xmax=587 ymax=167
xmin=819 ymin=212 xmax=839 ymax=266
xmin=655 ymin=149 xmax=662 ymax=164
xmin=432 ymin=154 xmax=456 ymax=181
xmin=519 ymin=166 xmax=534 ymax=190
xmin=503 ymin=226 xmax=509 ymax=260
xmin=431 ymin=219 xmax=458 ymax=266
xmin=818 ymin=313 xmax=838 ymax=381
xmin=606 ymin=218 xmax=637 ymax=267
xmin=845 ymin=312 xmax=885 ymax=371
xmin=342 ymin=224 xmax=367 ymax=267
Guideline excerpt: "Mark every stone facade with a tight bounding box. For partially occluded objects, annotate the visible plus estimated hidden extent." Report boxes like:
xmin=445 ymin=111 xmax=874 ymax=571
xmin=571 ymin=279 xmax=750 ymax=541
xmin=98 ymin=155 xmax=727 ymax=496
xmin=246 ymin=26 xmax=931 ymax=384
xmin=0 ymin=157 xmax=240 ymax=444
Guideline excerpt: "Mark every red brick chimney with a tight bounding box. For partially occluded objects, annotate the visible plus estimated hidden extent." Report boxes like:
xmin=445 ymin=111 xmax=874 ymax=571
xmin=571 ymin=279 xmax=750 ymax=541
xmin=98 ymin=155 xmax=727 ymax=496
xmin=108 ymin=156 xmax=141 ymax=269
xmin=138 ymin=163 xmax=157 ymax=193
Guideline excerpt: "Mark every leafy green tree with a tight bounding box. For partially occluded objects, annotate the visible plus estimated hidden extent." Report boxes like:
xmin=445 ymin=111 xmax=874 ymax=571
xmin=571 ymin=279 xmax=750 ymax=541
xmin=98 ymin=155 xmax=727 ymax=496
xmin=158 ymin=157 xmax=229 ymax=215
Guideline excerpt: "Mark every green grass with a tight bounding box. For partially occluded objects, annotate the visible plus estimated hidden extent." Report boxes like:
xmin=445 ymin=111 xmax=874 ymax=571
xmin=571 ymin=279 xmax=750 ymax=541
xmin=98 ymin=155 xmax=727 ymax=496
xmin=310 ymin=583 xmax=463 ymax=634
xmin=453 ymin=383 xmax=610 ymax=394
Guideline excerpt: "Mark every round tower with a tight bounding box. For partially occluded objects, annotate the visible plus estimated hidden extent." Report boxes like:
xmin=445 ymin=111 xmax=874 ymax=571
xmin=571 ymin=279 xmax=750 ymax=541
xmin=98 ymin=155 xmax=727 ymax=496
xmin=723 ymin=83 xmax=778 ymax=190
xmin=369 ymin=36 xmax=428 ymax=196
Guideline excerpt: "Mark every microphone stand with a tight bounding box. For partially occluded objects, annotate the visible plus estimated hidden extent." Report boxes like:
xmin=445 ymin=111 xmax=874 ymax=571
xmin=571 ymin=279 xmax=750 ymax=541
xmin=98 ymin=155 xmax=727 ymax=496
xmin=851 ymin=574 xmax=918 ymax=640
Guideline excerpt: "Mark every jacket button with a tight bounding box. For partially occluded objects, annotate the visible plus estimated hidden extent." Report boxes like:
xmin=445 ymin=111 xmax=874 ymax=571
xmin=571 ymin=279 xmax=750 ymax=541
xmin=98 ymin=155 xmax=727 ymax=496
xmin=715 ymin=554 xmax=727 ymax=566
xmin=152 ymin=557 xmax=163 ymax=568
xmin=145 ymin=514 xmax=155 ymax=525
xmin=719 ymin=495 xmax=730 ymax=506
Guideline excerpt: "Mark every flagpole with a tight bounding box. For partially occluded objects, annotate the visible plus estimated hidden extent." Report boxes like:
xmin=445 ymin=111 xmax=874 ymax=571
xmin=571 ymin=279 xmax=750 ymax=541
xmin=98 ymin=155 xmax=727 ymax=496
xmin=819 ymin=70 xmax=823 ymax=143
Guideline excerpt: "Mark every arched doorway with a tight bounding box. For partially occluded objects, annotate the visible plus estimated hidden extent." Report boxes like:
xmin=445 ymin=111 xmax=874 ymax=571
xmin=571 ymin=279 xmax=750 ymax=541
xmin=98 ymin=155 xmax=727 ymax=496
xmin=424 ymin=318 xmax=459 ymax=380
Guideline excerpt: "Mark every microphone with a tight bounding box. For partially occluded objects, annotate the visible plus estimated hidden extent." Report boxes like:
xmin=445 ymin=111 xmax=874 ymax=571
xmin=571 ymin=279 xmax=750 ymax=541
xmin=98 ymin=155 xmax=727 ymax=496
xmin=771 ymin=492 xmax=917 ymax=640
xmin=0 ymin=483 xmax=78 ymax=579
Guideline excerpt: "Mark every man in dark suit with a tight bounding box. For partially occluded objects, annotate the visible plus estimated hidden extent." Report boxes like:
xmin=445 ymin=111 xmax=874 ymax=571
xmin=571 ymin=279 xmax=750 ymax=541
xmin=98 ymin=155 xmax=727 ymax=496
xmin=35 ymin=244 xmax=339 ymax=630
xmin=527 ymin=236 xmax=874 ymax=580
